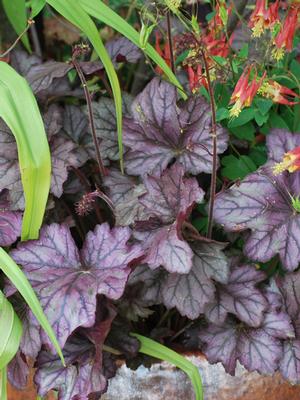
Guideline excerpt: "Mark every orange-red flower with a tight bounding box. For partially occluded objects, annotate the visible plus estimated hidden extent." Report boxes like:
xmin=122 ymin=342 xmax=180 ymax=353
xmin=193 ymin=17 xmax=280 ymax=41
xmin=229 ymin=67 xmax=266 ymax=117
xmin=249 ymin=0 xmax=279 ymax=37
xmin=155 ymin=32 xmax=172 ymax=75
xmin=187 ymin=65 xmax=208 ymax=92
xmin=258 ymin=79 xmax=300 ymax=105
xmin=273 ymin=7 xmax=299 ymax=60
xmin=273 ymin=146 xmax=300 ymax=175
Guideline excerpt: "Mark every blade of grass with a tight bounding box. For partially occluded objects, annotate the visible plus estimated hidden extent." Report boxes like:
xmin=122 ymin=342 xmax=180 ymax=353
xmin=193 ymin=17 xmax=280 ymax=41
xmin=2 ymin=0 xmax=31 ymax=52
xmin=79 ymin=0 xmax=187 ymax=99
xmin=0 ymin=291 xmax=22 ymax=370
xmin=0 ymin=62 xmax=51 ymax=241
xmin=46 ymin=0 xmax=124 ymax=171
xmin=0 ymin=248 xmax=64 ymax=365
xmin=131 ymin=333 xmax=203 ymax=400
xmin=0 ymin=367 xmax=7 ymax=400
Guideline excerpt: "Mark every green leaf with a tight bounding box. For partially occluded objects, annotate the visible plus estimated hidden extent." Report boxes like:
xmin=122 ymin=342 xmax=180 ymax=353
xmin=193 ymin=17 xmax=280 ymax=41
xmin=290 ymin=59 xmax=300 ymax=80
xmin=229 ymin=121 xmax=255 ymax=141
xmin=238 ymin=44 xmax=248 ymax=59
xmin=216 ymin=107 xmax=229 ymax=122
xmin=2 ymin=0 xmax=31 ymax=52
xmin=29 ymin=0 xmax=46 ymax=18
xmin=131 ymin=333 xmax=203 ymax=400
xmin=268 ymin=111 xmax=290 ymax=130
xmin=78 ymin=0 xmax=186 ymax=99
xmin=0 ymin=367 xmax=7 ymax=400
xmin=0 ymin=291 xmax=22 ymax=370
xmin=228 ymin=108 xmax=255 ymax=128
xmin=0 ymin=62 xmax=51 ymax=240
xmin=253 ymin=98 xmax=273 ymax=115
xmin=47 ymin=0 xmax=124 ymax=171
xmin=249 ymin=145 xmax=267 ymax=167
xmin=0 ymin=248 xmax=64 ymax=365
xmin=254 ymin=110 xmax=269 ymax=126
xmin=211 ymin=55 xmax=227 ymax=66
xmin=221 ymin=155 xmax=257 ymax=180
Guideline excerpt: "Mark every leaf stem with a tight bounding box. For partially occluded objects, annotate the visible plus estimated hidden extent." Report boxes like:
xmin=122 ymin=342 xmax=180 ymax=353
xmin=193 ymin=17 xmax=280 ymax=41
xmin=199 ymin=47 xmax=218 ymax=239
xmin=166 ymin=11 xmax=175 ymax=75
xmin=0 ymin=19 xmax=34 ymax=58
xmin=72 ymin=53 xmax=106 ymax=178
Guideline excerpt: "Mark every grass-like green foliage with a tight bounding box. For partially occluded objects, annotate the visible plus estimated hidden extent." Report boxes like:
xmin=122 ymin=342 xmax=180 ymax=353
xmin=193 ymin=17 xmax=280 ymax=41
xmin=0 ymin=248 xmax=64 ymax=365
xmin=132 ymin=333 xmax=203 ymax=400
xmin=0 ymin=62 xmax=51 ymax=241
xmin=2 ymin=0 xmax=31 ymax=52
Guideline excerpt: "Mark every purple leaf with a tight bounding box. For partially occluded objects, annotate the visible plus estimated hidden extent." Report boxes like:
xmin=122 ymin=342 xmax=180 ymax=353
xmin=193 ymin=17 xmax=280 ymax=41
xmin=26 ymin=61 xmax=73 ymax=93
xmin=43 ymin=104 xmax=64 ymax=139
xmin=11 ymin=223 xmax=142 ymax=348
xmin=123 ymin=77 xmax=228 ymax=176
xmin=266 ymin=129 xmax=300 ymax=194
xmin=161 ymin=243 xmax=229 ymax=319
xmin=0 ymin=191 xmax=21 ymax=246
xmin=128 ymin=264 xmax=164 ymax=305
xmin=267 ymin=128 xmax=300 ymax=162
xmin=214 ymin=167 xmax=300 ymax=271
xmin=205 ymin=263 xmax=267 ymax=327
xmin=199 ymin=320 xmax=238 ymax=375
xmin=91 ymin=94 xmax=132 ymax=162
xmin=106 ymin=37 xmax=142 ymax=66
xmin=8 ymin=351 xmax=29 ymax=390
xmin=279 ymin=340 xmax=300 ymax=384
xmin=10 ymin=50 xmax=41 ymax=77
xmin=35 ymin=300 xmax=116 ymax=400
xmin=200 ymin=318 xmax=282 ymax=375
xmin=134 ymin=164 xmax=203 ymax=273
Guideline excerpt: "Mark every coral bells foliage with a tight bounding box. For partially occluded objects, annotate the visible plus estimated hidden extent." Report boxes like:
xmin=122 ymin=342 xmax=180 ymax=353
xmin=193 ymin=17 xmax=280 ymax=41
xmin=3 ymin=43 xmax=300 ymax=399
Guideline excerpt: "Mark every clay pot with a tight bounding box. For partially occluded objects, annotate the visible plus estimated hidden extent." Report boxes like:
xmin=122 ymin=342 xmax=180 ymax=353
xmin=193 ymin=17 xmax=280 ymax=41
xmin=8 ymin=354 xmax=300 ymax=400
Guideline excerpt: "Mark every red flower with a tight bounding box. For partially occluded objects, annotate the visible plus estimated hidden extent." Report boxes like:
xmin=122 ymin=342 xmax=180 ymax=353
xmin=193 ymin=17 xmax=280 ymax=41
xmin=229 ymin=67 xmax=266 ymax=117
xmin=249 ymin=0 xmax=279 ymax=37
xmin=155 ymin=32 xmax=172 ymax=75
xmin=273 ymin=146 xmax=300 ymax=175
xmin=273 ymin=7 xmax=299 ymax=60
xmin=187 ymin=65 xmax=208 ymax=92
xmin=258 ymin=79 xmax=300 ymax=105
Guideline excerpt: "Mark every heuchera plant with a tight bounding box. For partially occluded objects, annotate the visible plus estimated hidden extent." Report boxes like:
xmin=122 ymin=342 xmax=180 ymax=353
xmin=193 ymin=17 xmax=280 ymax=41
xmin=1 ymin=0 xmax=300 ymax=398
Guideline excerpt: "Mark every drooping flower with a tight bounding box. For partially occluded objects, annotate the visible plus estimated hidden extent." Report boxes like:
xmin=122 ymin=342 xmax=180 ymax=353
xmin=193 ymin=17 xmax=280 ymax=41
xmin=187 ymin=64 xmax=208 ymax=92
xmin=273 ymin=146 xmax=300 ymax=175
xmin=249 ymin=0 xmax=279 ymax=37
xmin=229 ymin=67 xmax=266 ymax=118
xmin=258 ymin=79 xmax=300 ymax=105
xmin=272 ymin=7 xmax=299 ymax=60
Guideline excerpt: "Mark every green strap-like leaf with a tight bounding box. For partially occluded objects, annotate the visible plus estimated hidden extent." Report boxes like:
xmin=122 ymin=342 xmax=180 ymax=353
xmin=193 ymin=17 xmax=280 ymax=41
xmin=0 ymin=367 xmax=7 ymax=400
xmin=0 ymin=291 xmax=22 ymax=370
xmin=2 ymin=0 xmax=31 ymax=52
xmin=0 ymin=248 xmax=64 ymax=365
xmin=78 ymin=0 xmax=187 ymax=99
xmin=46 ymin=0 xmax=124 ymax=171
xmin=132 ymin=333 xmax=203 ymax=400
xmin=29 ymin=0 xmax=47 ymax=18
xmin=0 ymin=62 xmax=51 ymax=241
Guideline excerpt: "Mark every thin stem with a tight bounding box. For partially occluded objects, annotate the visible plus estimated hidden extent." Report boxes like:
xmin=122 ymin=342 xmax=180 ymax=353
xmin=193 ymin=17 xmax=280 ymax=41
xmin=199 ymin=47 xmax=218 ymax=239
xmin=30 ymin=22 xmax=42 ymax=57
xmin=166 ymin=11 xmax=175 ymax=75
xmin=72 ymin=57 xmax=106 ymax=178
xmin=0 ymin=19 xmax=34 ymax=58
